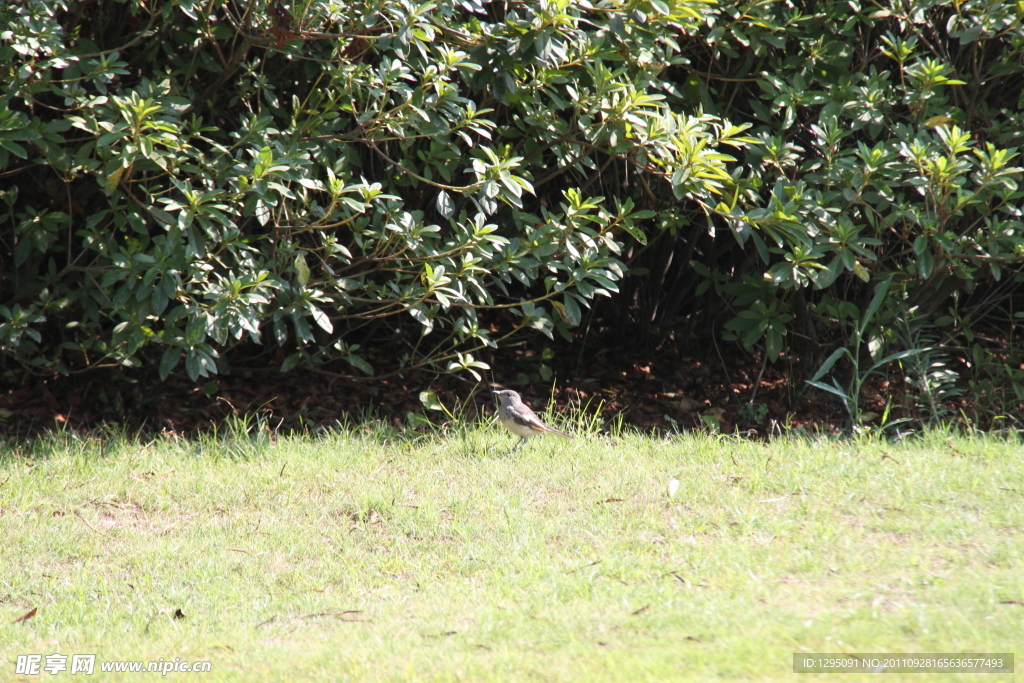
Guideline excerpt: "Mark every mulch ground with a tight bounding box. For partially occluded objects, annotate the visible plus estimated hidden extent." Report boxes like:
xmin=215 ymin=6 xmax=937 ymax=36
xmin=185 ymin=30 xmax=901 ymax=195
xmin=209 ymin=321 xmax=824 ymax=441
xmin=0 ymin=335 xmax=1008 ymax=440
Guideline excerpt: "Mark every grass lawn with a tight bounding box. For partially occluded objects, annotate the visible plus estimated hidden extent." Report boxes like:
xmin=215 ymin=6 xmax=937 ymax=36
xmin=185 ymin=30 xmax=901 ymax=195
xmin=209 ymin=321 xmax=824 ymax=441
xmin=1 ymin=423 xmax=1021 ymax=681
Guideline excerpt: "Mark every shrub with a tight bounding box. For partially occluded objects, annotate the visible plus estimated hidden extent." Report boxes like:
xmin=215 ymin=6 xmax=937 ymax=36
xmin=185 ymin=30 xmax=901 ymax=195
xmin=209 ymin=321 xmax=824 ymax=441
xmin=0 ymin=0 xmax=748 ymax=381
xmin=3 ymin=0 xmax=1022 ymax=425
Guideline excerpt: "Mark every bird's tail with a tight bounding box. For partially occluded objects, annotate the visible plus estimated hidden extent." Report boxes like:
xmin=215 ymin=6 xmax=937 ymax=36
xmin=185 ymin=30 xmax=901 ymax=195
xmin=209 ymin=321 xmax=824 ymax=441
xmin=544 ymin=425 xmax=573 ymax=440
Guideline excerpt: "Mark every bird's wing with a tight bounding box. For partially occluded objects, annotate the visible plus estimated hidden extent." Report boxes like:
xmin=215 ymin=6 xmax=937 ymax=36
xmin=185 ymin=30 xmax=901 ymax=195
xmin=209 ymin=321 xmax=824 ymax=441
xmin=515 ymin=411 xmax=573 ymax=439
xmin=511 ymin=411 xmax=546 ymax=430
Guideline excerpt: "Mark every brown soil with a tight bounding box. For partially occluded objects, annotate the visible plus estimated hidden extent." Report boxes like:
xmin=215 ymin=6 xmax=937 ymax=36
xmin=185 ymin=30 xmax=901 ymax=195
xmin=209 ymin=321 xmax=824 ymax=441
xmin=0 ymin=335 xmax=1010 ymax=440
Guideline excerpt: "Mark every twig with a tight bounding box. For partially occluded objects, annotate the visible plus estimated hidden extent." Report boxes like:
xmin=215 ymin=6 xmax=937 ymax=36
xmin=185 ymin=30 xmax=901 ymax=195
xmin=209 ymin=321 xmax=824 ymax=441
xmin=712 ymin=330 xmax=731 ymax=387
xmin=748 ymin=351 xmax=769 ymax=404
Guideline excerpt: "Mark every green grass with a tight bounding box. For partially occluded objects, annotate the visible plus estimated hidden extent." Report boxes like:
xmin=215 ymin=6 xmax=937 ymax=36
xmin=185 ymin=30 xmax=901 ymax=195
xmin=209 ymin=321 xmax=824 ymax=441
xmin=1 ymin=423 xmax=1021 ymax=681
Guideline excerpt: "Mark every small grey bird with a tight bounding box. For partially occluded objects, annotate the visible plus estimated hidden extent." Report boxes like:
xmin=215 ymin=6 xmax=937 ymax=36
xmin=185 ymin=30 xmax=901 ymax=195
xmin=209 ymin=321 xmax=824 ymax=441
xmin=493 ymin=389 xmax=573 ymax=446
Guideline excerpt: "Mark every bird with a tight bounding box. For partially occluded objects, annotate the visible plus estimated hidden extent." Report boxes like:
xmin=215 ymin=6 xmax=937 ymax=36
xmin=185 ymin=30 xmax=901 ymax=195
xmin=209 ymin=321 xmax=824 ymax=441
xmin=492 ymin=389 xmax=573 ymax=448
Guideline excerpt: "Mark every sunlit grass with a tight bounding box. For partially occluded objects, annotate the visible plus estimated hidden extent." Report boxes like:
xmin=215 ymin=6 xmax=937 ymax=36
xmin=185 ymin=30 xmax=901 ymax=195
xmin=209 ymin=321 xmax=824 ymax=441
xmin=1 ymin=424 xmax=1021 ymax=681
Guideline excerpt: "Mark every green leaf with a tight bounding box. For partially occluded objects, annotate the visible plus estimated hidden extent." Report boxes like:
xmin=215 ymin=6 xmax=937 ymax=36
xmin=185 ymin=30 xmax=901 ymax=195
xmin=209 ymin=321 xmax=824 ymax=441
xmin=184 ymin=353 xmax=201 ymax=381
xmin=806 ymin=379 xmax=852 ymax=405
xmin=295 ymin=253 xmax=310 ymax=285
xmin=158 ymin=347 xmax=182 ymax=380
xmin=345 ymin=353 xmax=374 ymax=375
xmin=561 ymin=295 xmax=582 ymax=326
xmin=917 ymin=246 xmax=934 ymax=280
xmin=809 ymin=347 xmax=850 ymax=382
xmin=865 ymin=348 xmax=927 ymax=376
xmin=859 ymin=275 xmax=893 ymax=337
xmin=104 ymin=166 xmax=125 ymax=195
xmin=436 ymin=190 xmax=455 ymax=218
xmin=419 ymin=390 xmax=444 ymax=411
xmin=620 ymin=221 xmax=648 ymax=245
xmin=766 ymin=327 xmax=783 ymax=360
xmin=0 ymin=140 xmax=28 ymax=159
xmin=649 ymin=0 xmax=670 ymax=14
xmin=309 ymin=305 xmax=333 ymax=334
xmin=280 ymin=352 xmax=303 ymax=372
